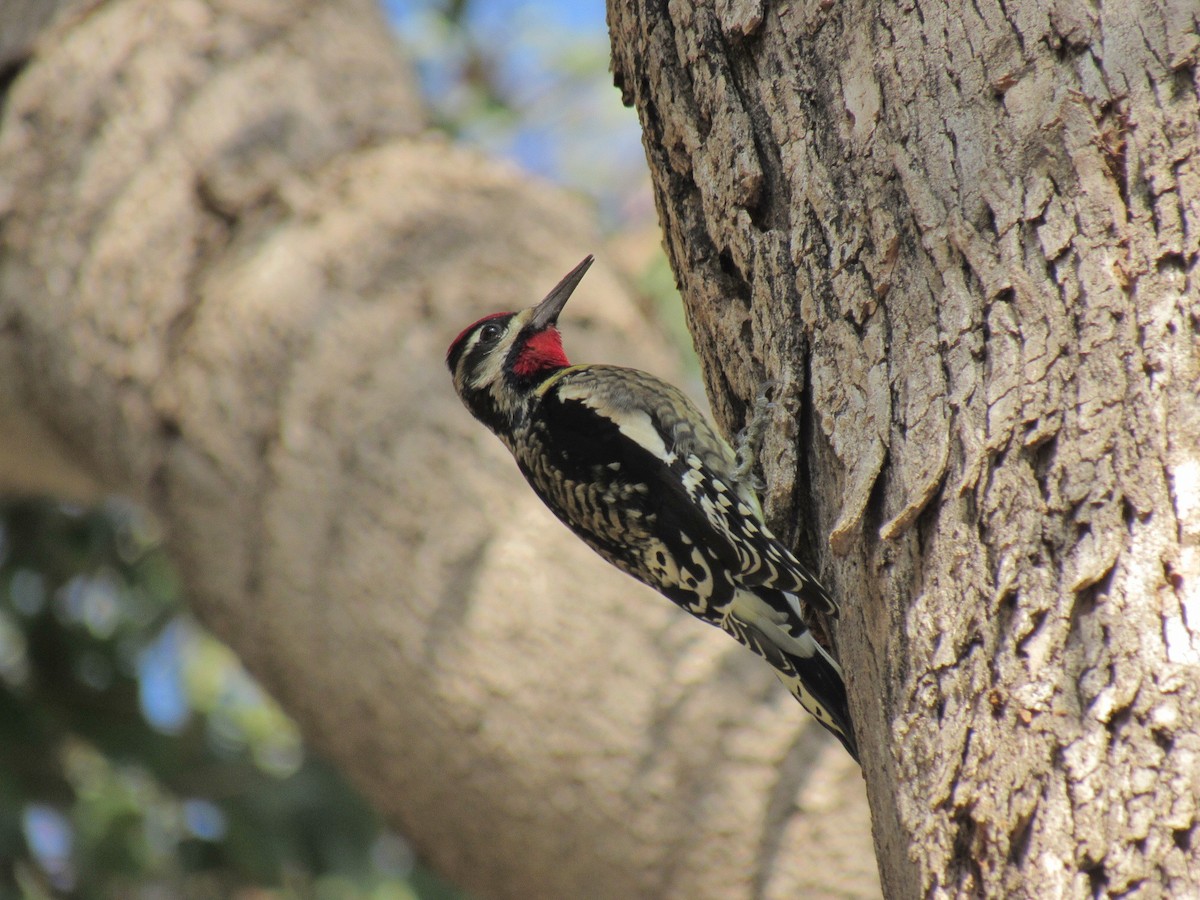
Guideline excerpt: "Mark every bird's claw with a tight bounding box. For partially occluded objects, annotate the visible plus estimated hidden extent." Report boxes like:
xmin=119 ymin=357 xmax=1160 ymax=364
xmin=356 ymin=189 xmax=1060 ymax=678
xmin=733 ymin=379 xmax=783 ymax=487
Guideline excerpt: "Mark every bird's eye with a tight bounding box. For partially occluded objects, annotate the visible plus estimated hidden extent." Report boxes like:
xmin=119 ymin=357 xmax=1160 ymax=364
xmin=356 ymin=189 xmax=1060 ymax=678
xmin=479 ymin=322 xmax=504 ymax=343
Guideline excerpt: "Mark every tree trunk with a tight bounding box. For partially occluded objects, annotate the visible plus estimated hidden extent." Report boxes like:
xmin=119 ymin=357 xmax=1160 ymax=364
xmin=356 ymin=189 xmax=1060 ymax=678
xmin=609 ymin=0 xmax=1200 ymax=896
xmin=0 ymin=0 xmax=880 ymax=897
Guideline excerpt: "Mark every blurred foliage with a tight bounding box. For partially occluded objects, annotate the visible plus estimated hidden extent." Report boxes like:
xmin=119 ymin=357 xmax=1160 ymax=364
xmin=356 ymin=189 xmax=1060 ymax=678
xmin=386 ymin=0 xmax=650 ymax=227
xmin=0 ymin=498 xmax=461 ymax=900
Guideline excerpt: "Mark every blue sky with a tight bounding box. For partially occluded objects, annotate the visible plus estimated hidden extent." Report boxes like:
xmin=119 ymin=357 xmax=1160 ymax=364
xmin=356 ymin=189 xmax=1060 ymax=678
xmin=384 ymin=0 xmax=650 ymax=227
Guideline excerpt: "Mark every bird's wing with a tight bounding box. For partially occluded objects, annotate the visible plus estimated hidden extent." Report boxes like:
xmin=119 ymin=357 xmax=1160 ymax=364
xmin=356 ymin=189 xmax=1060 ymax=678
xmin=543 ymin=366 xmax=837 ymax=618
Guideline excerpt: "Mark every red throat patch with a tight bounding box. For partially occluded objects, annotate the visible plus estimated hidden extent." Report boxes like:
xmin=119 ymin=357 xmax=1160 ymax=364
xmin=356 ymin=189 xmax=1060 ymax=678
xmin=512 ymin=327 xmax=570 ymax=377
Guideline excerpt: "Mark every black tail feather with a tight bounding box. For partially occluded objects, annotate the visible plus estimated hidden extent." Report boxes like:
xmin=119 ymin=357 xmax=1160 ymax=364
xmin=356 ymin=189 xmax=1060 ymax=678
xmin=780 ymin=649 xmax=859 ymax=764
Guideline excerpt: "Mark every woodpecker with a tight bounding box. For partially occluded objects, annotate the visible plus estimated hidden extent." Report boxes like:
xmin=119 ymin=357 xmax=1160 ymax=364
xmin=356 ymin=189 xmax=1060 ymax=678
xmin=446 ymin=256 xmax=858 ymax=762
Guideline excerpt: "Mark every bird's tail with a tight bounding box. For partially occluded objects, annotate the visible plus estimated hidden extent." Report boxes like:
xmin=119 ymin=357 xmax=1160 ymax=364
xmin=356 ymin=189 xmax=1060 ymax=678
xmin=721 ymin=597 xmax=860 ymax=763
xmin=774 ymin=645 xmax=859 ymax=763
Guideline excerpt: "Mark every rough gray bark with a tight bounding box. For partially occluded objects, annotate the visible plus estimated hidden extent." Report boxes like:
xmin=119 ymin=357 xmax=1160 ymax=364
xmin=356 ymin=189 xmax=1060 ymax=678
xmin=609 ymin=0 xmax=1200 ymax=896
xmin=0 ymin=0 xmax=879 ymax=897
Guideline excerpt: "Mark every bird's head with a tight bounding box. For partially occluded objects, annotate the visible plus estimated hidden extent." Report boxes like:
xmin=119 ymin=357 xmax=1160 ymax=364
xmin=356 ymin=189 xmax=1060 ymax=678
xmin=447 ymin=255 xmax=593 ymax=430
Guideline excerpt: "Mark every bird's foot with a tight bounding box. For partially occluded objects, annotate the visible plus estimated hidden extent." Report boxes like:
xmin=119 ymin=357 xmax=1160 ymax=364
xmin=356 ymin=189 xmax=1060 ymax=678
xmin=733 ymin=379 xmax=781 ymax=490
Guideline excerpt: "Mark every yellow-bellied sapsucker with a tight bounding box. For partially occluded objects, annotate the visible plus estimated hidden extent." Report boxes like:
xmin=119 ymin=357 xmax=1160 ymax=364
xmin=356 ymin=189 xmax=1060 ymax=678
xmin=446 ymin=256 xmax=858 ymax=762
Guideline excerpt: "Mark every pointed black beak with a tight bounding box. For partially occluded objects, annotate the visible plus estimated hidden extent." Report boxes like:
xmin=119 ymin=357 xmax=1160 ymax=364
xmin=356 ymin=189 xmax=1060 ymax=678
xmin=529 ymin=255 xmax=594 ymax=330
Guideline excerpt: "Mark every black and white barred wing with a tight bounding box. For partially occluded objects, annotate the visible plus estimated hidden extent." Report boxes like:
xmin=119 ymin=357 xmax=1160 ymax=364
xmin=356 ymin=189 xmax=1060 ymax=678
xmin=669 ymin=448 xmax=838 ymax=618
